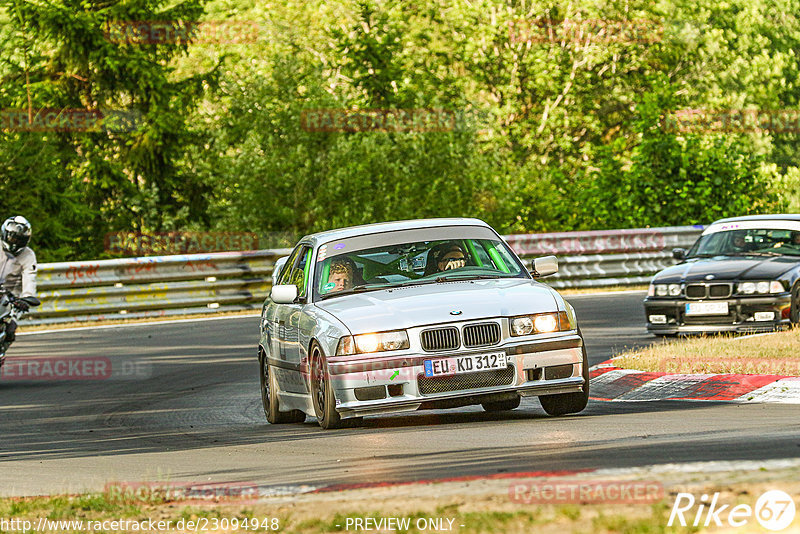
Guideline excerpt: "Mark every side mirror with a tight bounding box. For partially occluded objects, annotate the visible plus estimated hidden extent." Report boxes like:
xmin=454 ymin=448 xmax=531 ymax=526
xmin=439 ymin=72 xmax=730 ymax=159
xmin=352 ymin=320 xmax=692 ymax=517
xmin=21 ymin=296 xmax=41 ymax=307
xmin=672 ymin=248 xmax=687 ymax=261
xmin=271 ymin=284 xmax=298 ymax=304
xmin=531 ymin=255 xmax=558 ymax=278
xmin=272 ymin=256 xmax=289 ymax=286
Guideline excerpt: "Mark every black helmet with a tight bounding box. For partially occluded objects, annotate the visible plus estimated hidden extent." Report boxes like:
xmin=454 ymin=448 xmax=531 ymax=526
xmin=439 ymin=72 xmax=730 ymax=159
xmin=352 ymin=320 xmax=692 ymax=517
xmin=1 ymin=216 xmax=32 ymax=256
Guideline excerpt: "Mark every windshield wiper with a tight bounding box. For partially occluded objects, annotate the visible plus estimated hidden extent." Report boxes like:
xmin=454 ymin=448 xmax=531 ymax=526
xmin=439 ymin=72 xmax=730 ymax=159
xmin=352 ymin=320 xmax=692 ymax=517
xmin=319 ymin=283 xmax=393 ymax=300
xmin=434 ymin=273 xmax=504 ymax=282
xmin=727 ymin=251 xmax=783 ymax=257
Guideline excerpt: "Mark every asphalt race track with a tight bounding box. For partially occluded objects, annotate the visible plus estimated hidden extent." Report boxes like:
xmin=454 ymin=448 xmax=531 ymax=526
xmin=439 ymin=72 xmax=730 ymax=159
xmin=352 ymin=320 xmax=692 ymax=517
xmin=2 ymin=291 xmax=799 ymax=496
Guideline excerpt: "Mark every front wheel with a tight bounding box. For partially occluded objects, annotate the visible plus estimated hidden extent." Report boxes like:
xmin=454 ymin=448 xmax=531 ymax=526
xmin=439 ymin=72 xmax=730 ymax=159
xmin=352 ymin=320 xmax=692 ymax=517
xmin=260 ymin=352 xmax=305 ymax=424
xmin=790 ymin=284 xmax=800 ymax=325
xmin=539 ymin=342 xmax=590 ymax=416
xmin=310 ymin=341 xmax=343 ymax=429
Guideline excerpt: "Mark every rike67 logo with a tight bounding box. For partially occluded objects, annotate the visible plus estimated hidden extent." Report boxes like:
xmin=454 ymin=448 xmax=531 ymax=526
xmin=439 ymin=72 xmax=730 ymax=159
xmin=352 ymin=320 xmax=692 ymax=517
xmin=669 ymin=490 xmax=796 ymax=531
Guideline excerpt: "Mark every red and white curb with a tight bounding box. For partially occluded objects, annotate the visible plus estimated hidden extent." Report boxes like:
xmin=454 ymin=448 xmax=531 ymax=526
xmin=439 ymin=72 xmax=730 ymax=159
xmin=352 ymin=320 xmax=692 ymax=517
xmin=590 ymin=363 xmax=800 ymax=403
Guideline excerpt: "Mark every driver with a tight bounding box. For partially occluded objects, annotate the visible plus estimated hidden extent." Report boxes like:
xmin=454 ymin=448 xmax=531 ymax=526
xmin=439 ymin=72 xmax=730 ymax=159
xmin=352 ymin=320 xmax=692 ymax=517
xmin=731 ymin=230 xmax=749 ymax=251
xmin=429 ymin=242 xmax=467 ymax=273
xmin=0 ymin=216 xmax=37 ymax=360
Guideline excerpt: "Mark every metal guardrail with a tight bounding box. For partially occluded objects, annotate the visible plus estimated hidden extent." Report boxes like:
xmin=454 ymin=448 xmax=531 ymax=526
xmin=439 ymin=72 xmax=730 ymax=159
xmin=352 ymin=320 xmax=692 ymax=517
xmin=21 ymin=225 xmax=704 ymax=325
xmin=504 ymin=225 xmax=705 ymax=288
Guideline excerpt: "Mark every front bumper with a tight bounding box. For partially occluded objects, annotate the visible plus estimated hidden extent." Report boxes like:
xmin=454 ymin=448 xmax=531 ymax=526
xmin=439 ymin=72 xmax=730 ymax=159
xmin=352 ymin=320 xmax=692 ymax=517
xmin=326 ymin=333 xmax=586 ymax=418
xmin=643 ymin=294 xmax=792 ymax=335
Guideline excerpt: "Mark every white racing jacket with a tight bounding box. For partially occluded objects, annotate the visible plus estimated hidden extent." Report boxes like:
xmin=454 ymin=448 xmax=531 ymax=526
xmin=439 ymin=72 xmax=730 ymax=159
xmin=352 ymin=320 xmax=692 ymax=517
xmin=0 ymin=247 xmax=38 ymax=298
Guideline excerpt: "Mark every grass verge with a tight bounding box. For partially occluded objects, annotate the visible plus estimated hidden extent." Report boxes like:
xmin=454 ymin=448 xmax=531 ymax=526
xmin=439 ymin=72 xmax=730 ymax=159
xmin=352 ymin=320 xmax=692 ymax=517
xmin=0 ymin=488 xmax=694 ymax=534
xmin=613 ymin=328 xmax=800 ymax=375
xmin=558 ymin=285 xmax=648 ymax=295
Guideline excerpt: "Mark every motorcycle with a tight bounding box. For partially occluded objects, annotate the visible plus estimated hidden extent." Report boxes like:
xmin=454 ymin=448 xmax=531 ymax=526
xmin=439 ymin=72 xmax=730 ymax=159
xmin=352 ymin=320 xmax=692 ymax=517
xmin=0 ymin=286 xmax=41 ymax=365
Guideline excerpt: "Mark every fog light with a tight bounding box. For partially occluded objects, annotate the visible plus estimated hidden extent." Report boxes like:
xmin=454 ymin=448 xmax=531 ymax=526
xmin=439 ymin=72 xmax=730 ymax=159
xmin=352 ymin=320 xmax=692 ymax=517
xmin=649 ymin=314 xmax=667 ymax=324
xmin=754 ymin=311 xmax=775 ymax=321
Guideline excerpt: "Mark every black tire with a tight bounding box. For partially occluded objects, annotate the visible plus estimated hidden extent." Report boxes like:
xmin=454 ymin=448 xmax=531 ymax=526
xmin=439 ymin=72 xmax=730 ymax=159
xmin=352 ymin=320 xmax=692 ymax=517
xmin=791 ymin=284 xmax=800 ymax=325
xmin=482 ymin=396 xmax=521 ymax=412
xmin=539 ymin=342 xmax=590 ymax=417
xmin=260 ymin=351 xmax=305 ymax=424
xmin=310 ymin=341 xmax=343 ymax=430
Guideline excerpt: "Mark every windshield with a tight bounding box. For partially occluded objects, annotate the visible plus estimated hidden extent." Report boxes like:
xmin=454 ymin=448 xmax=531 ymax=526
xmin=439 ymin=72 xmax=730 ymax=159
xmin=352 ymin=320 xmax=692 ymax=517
xmin=687 ymin=228 xmax=800 ymax=258
xmin=313 ymin=227 xmax=529 ymax=300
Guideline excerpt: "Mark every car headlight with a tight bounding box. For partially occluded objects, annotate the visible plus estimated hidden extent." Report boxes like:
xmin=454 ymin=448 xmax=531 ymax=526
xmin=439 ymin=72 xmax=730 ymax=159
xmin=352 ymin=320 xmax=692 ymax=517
xmin=668 ymin=284 xmax=681 ymax=296
xmin=511 ymin=311 xmax=571 ymax=336
xmin=655 ymin=284 xmax=668 ymax=297
xmin=336 ymin=330 xmax=410 ymax=355
xmin=737 ymin=281 xmax=785 ymax=295
xmin=738 ymin=282 xmax=756 ymax=295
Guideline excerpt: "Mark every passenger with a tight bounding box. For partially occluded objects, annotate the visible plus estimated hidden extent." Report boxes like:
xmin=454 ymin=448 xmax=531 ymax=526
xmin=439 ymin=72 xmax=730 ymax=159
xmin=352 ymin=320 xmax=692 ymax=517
xmin=328 ymin=258 xmax=355 ymax=292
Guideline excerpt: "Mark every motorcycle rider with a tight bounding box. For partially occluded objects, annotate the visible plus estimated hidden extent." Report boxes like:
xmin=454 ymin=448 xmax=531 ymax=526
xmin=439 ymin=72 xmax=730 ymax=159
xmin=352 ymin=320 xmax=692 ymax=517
xmin=0 ymin=216 xmax=37 ymax=364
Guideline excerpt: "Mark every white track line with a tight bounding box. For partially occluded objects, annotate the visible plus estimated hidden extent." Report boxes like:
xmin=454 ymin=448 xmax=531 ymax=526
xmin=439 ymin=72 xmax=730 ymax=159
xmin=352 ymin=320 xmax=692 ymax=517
xmin=18 ymin=313 xmax=261 ymax=336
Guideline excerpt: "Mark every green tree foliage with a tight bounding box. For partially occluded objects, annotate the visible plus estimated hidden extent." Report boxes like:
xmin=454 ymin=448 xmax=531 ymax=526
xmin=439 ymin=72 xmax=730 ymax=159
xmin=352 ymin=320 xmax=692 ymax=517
xmin=1 ymin=0 xmax=799 ymax=260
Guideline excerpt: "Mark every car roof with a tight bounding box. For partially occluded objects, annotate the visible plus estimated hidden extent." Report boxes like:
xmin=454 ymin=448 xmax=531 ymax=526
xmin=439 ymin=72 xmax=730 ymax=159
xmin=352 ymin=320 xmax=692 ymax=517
xmin=711 ymin=214 xmax=800 ymax=224
xmin=298 ymin=218 xmax=493 ymax=247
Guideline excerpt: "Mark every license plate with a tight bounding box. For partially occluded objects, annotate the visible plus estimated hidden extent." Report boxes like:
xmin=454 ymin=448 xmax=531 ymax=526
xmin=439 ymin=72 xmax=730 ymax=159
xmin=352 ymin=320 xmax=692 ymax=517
xmin=423 ymin=352 xmax=507 ymax=378
xmin=685 ymin=302 xmax=729 ymax=315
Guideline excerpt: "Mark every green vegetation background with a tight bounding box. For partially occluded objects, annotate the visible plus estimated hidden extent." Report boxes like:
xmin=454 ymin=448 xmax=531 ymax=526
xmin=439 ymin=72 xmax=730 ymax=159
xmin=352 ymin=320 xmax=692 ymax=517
xmin=1 ymin=0 xmax=800 ymax=261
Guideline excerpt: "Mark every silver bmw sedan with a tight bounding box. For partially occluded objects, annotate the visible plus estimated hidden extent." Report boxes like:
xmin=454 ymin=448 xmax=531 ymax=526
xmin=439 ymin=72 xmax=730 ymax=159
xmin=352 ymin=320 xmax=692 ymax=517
xmin=258 ymin=218 xmax=589 ymax=429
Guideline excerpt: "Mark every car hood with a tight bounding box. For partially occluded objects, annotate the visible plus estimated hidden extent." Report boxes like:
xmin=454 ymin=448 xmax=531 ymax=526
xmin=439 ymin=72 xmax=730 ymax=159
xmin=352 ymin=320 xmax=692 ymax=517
xmin=315 ymin=279 xmax=559 ymax=334
xmin=654 ymin=256 xmax=797 ymax=283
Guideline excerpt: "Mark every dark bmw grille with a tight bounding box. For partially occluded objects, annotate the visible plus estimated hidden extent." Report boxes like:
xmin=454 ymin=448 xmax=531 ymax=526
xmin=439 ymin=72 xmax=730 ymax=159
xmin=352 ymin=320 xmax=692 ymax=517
xmin=709 ymin=284 xmax=732 ymax=298
xmin=685 ymin=284 xmax=706 ymax=298
xmin=420 ymin=327 xmax=460 ymax=352
xmin=463 ymin=322 xmax=501 ymax=348
xmin=686 ymin=283 xmax=732 ymax=299
xmin=417 ymin=365 xmax=516 ymax=395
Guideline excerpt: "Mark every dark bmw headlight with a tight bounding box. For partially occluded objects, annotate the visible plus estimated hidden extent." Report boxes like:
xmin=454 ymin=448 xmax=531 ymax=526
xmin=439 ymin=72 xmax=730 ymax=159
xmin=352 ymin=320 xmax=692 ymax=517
xmin=649 ymin=283 xmax=681 ymax=297
xmin=737 ymin=281 xmax=784 ymax=295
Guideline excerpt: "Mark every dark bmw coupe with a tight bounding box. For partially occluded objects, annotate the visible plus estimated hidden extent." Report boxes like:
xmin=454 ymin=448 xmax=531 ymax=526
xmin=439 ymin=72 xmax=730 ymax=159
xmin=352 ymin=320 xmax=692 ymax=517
xmin=644 ymin=214 xmax=800 ymax=335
